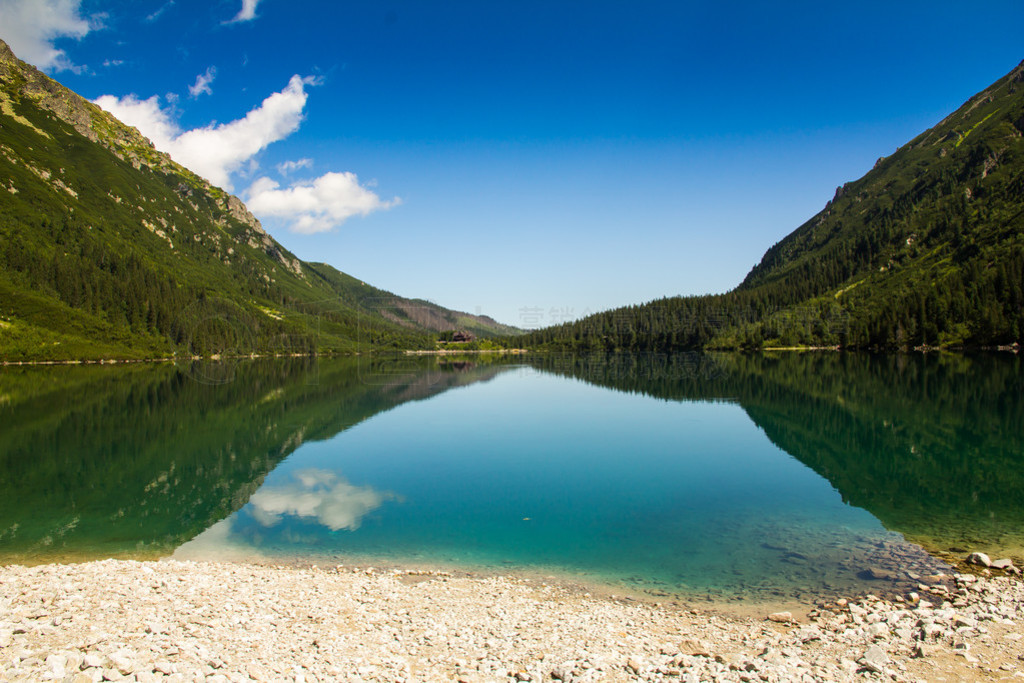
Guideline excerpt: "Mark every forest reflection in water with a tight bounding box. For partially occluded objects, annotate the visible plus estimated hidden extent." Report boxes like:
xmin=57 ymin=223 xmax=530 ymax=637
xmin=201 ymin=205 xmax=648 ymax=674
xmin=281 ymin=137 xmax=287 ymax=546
xmin=1 ymin=352 xmax=1020 ymax=603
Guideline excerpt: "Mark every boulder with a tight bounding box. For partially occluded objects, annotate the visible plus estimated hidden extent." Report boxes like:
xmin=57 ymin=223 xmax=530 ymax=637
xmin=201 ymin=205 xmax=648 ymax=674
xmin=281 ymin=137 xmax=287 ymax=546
xmin=550 ymin=663 xmax=574 ymax=681
xmin=913 ymin=643 xmax=938 ymax=658
xmin=862 ymin=566 xmax=900 ymax=581
xmin=860 ymin=645 xmax=889 ymax=673
xmin=865 ymin=622 xmax=889 ymax=639
xmin=677 ymin=638 xmax=710 ymax=657
xmin=966 ymin=552 xmax=992 ymax=567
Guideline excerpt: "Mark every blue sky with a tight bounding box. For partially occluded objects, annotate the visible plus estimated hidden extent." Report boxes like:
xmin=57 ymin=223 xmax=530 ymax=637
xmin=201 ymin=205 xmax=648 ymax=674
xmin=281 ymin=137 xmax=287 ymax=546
xmin=1 ymin=1 xmax=1022 ymax=327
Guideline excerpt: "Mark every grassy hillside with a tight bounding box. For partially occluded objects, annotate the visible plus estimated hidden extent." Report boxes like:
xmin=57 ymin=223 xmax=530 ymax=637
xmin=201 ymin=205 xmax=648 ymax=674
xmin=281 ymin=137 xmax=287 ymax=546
xmin=517 ymin=59 xmax=1024 ymax=351
xmin=0 ymin=39 xmax=514 ymax=361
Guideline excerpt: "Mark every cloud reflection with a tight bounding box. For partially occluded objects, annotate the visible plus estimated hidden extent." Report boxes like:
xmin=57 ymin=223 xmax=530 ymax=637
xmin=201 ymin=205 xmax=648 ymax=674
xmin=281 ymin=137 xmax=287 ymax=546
xmin=248 ymin=468 xmax=397 ymax=531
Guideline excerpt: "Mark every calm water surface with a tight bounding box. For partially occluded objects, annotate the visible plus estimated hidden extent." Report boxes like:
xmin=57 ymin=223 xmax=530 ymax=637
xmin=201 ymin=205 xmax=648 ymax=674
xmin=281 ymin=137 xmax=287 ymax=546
xmin=1 ymin=353 xmax=1021 ymax=606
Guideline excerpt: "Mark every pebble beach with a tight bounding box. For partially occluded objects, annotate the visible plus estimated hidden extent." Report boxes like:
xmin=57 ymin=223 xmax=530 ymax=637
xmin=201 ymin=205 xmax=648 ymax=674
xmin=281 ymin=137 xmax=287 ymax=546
xmin=2 ymin=557 xmax=1024 ymax=682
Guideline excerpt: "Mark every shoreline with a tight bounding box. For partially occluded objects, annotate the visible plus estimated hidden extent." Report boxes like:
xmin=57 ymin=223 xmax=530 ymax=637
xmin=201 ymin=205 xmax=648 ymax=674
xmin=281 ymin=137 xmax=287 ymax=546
xmin=3 ymin=558 xmax=1023 ymax=682
xmin=0 ymin=349 xmax=529 ymax=366
xmin=4 ymin=540 xmax=1016 ymax=619
xmin=0 ymin=547 xmax=973 ymax=622
xmin=2 ymin=345 xmax=1020 ymax=366
xmin=404 ymin=348 xmax=529 ymax=355
xmin=0 ymin=352 xmax=384 ymax=367
xmin=188 ymin=542 xmax=969 ymax=623
xmin=237 ymin=556 xmax=833 ymax=622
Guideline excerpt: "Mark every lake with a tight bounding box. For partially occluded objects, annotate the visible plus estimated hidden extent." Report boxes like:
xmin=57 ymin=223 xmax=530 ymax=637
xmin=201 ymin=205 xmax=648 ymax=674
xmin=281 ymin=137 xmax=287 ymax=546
xmin=1 ymin=352 xmax=1021 ymax=609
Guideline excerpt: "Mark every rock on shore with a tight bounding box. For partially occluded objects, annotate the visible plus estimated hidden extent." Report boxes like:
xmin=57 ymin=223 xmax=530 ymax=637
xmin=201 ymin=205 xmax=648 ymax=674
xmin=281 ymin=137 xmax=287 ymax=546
xmin=1 ymin=559 xmax=1023 ymax=682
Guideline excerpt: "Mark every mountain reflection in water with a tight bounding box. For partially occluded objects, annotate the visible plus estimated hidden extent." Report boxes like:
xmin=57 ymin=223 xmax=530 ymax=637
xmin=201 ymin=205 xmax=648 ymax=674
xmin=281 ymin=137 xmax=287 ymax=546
xmin=2 ymin=352 xmax=1020 ymax=604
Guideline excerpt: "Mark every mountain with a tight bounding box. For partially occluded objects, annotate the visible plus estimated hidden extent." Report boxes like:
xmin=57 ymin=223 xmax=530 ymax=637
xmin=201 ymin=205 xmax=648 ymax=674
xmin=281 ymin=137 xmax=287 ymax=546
xmin=0 ymin=39 xmax=516 ymax=362
xmin=517 ymin=60 xmax=1024 ymax=351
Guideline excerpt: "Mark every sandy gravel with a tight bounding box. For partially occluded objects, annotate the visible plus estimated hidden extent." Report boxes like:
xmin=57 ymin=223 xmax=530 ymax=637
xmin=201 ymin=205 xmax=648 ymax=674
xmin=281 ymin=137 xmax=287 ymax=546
xmin=1 ymin=559 xmax=1023 ymax=682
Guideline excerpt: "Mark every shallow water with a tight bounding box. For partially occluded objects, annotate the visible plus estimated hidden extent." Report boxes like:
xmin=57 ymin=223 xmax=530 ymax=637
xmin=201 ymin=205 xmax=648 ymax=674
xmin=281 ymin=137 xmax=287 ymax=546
xmin=2 ymin=352 xmax=1021 ymax=605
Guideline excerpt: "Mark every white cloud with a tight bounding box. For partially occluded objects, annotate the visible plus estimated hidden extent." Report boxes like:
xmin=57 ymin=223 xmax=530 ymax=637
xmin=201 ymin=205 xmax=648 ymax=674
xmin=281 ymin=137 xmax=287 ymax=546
xmin=94 ymin=74 xmax=313 ymax=190
xmin=226 ymin=0 xmax=261 ymax=23
xmin=277 ymin=158 xmax=313 ymax=175
xmin=92 ymin=92 xmax=179 ymax=146
xmin=247 ymin=172 xmax=400 ymax=234
xmin=145 ymin=0 xmax=174 ymax=23
xmin=188 ymin=66 xmax=216 ymax=98
xmin=0 ymin=0 xmax=93 ymax=72
xmin=247 ymin=468 xmax=397 ymax=531
xmin=92 ymin=72 xmax=396 ymax=230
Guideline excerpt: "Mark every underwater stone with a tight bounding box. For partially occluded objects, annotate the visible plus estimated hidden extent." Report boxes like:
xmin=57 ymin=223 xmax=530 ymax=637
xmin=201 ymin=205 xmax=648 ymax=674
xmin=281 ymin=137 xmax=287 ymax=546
xmin=966 ymin=552 xmax=992 ymax=567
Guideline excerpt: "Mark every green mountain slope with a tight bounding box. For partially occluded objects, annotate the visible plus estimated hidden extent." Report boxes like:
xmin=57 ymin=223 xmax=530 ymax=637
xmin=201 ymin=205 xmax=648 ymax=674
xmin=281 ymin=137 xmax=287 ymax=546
xmin=517 ymin=60 xmax=1024 ymax=351
xmin=0 ymin=39 xmax=514 ymax=361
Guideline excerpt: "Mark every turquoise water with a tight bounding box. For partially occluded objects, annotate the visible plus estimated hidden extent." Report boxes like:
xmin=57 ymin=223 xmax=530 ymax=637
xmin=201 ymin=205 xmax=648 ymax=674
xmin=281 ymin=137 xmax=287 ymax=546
xmin=171 ymin=363 xmax=938 ymax=603
xmin=4 ymin=353 xmax=1021 ymax=605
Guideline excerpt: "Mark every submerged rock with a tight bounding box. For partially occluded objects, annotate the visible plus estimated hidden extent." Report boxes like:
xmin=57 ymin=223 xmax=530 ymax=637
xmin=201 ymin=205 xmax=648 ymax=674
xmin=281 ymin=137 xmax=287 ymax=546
xmin=967 ymin=552 xmax=992 ymax=567
xmin=863 ymin=566 xmax=901 ymax=581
